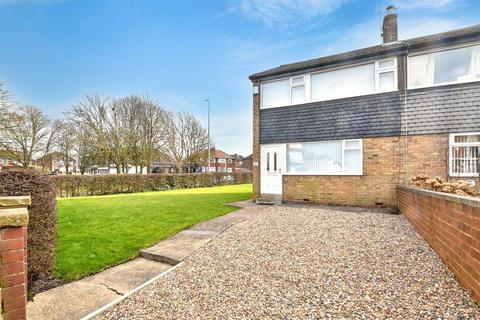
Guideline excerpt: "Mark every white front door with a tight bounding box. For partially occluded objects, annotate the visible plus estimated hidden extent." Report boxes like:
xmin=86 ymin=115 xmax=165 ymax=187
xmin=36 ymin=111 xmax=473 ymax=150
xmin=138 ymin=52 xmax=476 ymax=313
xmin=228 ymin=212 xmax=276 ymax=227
xmin=260 ymin=144 xmax=284 ymax=195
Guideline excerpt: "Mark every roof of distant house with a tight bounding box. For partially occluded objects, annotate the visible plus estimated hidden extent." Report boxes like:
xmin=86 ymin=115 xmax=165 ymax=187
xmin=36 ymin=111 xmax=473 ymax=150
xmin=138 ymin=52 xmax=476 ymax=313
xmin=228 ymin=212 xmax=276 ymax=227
xmin=214 ymin=150 xmax=234 ymax=159
xmin=249 ymin=24 xmax=480 ymax=80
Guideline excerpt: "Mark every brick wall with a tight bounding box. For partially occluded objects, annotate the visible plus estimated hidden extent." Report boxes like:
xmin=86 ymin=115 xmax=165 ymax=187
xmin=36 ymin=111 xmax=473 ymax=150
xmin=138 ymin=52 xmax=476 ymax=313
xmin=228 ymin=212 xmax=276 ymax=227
xmin=252 ymin=81 xmax=260 ymax=200
xmin=0 ymin=196 xmax=30 ymax=320
xmin=279 ymin=134 xmax=479 ymax=207
xmin=283 ymin=136 xmax=401 ymax=207
xmin=398 ymin=187 xmax=480 ymax=304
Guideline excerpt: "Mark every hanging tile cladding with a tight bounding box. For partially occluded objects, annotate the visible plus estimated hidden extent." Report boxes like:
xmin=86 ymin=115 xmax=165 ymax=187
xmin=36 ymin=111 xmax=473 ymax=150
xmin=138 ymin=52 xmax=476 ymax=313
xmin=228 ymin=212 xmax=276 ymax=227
xmin=401 ymin=82 xmax=480 ymax=135
xmin=259 ymin=82 xmax=480 ymax=144
xmin=259 ymin=91 xmax=401 ymax=144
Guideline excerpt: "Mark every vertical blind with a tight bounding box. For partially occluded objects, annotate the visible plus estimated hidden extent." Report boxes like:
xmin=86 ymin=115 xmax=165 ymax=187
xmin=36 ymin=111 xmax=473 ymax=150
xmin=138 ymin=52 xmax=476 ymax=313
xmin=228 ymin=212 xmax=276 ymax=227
xmin=286 ymin=140 xmax=362 ymax=174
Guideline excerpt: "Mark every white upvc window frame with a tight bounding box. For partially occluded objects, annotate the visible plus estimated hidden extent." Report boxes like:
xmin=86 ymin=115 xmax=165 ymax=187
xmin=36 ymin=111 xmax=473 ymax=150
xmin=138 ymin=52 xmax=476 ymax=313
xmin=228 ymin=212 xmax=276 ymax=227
xmin=375 ymin=58 xmax=397 ymax=92
xmin=290 ymin=75 xmax=305 ymax=104
xmin=407 ymin=42 xmax=480 ymax=90
xmin=449 ymin=132 xmax=480 ymax=178
xmin=260 ymin=57 xmax=398 ymax=109
xmin=283 ymin=138 xmax=363 ymax=176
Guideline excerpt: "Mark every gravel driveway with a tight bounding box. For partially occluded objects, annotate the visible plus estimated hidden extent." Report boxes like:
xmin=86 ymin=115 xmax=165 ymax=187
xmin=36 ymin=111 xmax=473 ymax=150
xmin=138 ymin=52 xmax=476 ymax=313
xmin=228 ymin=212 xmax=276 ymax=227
xmin=100 ymin=206 xmax=480 ymax=319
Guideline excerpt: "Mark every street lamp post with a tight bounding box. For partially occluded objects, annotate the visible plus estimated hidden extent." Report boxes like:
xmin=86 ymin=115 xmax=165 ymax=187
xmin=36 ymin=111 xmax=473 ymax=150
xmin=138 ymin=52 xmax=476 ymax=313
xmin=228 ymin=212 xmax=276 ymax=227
xmin=205 ymin=99 xmax=211 ymax=173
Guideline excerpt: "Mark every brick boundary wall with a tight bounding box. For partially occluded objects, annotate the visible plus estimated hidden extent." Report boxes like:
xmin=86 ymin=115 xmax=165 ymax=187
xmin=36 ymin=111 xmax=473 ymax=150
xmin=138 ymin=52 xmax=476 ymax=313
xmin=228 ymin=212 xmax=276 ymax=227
xmin=398 ymin=186 xmax=480 ymax=304
xmin=0 ymin=196 xmax=30 ymax=320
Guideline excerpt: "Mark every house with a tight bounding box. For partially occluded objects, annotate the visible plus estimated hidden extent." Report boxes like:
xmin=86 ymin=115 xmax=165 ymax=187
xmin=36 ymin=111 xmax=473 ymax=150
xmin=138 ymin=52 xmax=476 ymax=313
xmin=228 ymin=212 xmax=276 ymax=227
xmin=37 ymin=152 xmax=79 ymax=174
xmin=249 ymin=6 xmax=480 ymax=207
xmin=209 ymin=150 xmax=237 ymax=173
xmin=240 ymin=154 xmax=253 ymax=172
xmin=0 ymin=150 xmax=19 ymax=170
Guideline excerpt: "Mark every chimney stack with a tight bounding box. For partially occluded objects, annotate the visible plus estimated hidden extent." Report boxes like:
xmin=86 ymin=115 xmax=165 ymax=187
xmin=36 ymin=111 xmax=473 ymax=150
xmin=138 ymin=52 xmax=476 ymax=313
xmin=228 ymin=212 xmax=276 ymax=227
xmin=382 ymin=5 xmax=398 ymax=43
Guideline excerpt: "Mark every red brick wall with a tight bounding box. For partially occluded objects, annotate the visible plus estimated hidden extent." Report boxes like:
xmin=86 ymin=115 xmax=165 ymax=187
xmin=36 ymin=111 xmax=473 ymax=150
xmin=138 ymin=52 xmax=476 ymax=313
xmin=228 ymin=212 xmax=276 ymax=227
xmin=283 ymin=136 xmax=401 ymax=208
xmin=252 ymin=82 xmax=260 ymax=200
xmin=0 ymin=226 xmax=27 ymax=320
xmin=399 ymin=186 xmax=480 ymax=304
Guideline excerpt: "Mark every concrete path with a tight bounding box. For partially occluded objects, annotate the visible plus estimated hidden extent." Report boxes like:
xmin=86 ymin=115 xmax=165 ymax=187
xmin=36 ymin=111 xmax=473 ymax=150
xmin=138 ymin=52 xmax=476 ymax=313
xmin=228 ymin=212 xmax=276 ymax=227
xmin=27 ymin=258 xmax=171 ymax=320
xmin=140 ymin=201 xmax=263 ymax=264
xmin=28 ymin=200 xmax=263 ymax=320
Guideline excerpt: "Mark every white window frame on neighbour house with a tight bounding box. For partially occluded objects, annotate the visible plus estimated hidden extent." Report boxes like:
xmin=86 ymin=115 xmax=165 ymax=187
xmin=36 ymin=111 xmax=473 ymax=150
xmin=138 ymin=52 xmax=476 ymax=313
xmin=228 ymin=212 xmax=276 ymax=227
xmin=260 ymin=58 xmax=397 ymax=109
xmin=449 ymin=132 xmax=480 ymax=177
xmin=284 ymin=139 xmax=363 ymax=176
xmin=407 ymin=43 xmax=480 ymax=89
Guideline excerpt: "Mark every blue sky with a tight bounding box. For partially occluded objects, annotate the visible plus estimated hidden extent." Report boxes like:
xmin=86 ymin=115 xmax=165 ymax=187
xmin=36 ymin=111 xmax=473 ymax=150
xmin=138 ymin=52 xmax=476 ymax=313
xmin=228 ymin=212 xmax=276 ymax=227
xmin=1 ymin=0 xmax=479 ymax=156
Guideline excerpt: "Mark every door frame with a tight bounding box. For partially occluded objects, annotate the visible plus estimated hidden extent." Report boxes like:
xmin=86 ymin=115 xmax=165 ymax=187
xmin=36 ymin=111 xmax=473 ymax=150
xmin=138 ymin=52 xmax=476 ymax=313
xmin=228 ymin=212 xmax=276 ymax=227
xmin=260 ymin=144 xmax=285 ymax=195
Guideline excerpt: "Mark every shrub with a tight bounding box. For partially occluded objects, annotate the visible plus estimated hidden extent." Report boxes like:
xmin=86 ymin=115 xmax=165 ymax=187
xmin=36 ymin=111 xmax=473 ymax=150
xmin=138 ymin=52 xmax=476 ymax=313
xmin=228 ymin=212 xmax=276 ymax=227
xmin=411 ymin=174 xmax=478 ymax=197
xmin=0 ymin=169 xmax=57 ymax=288
xmin=51 ymin=172 xmax=252 ymax=197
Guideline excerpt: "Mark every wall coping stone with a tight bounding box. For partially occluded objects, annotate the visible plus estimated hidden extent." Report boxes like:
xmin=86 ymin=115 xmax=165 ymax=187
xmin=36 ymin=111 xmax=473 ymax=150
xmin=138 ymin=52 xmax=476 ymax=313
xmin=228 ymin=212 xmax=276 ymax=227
xmin=0 ymin=196 xmax=30 ymax=228
xmin=0 ymin=196 xmax=31 ymax=207
xmin=398 ymin=185 xmax=480 ymax=209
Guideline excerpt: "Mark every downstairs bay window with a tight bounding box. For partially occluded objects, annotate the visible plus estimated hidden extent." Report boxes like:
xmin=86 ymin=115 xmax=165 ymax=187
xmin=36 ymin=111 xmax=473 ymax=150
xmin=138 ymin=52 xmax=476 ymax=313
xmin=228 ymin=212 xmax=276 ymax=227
xmin=449 ymin=133 xmax=480 ymax=177
xmin=286 ymin=139 xmax=362 ymax=175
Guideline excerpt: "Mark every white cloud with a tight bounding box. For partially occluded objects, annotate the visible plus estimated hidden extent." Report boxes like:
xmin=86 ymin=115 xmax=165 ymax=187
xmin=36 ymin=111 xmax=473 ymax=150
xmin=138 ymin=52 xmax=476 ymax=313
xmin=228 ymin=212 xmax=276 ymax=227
xmin=239 ymin=0 xmax=349 ymax=27
xmin=393 ymin=0 xmax=456 ymax=10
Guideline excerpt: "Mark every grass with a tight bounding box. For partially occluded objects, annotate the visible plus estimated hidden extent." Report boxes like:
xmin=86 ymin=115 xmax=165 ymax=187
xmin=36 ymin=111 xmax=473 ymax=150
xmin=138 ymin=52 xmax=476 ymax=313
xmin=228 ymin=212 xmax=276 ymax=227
xmin=54 ymin=184 xmax=252 ymax=281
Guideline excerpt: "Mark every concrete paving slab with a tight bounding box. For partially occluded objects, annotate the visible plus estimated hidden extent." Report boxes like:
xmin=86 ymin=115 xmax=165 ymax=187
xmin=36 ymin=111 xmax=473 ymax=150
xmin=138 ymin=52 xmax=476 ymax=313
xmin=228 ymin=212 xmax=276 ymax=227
xmin=140 ymin=204 xmax=265 ymax=264
xmin=28 ymin=280 xmax=118 ymax=320
xmin=82 ymin=258 xmax=171 ymax=295
xmin=140 ymin=230 xmax=214 ymax=265
xmin=27 ymin=258 xmax=171 ymax=320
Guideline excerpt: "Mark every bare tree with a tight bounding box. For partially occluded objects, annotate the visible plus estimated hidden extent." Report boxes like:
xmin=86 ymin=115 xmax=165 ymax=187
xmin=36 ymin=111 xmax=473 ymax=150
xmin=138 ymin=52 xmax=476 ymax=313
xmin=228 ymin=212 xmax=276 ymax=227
xmin=55 ymin=120 xmax=76 ymax=173
xmin=138 ymin=97 xmax=168 ymax=173
xmin=0 ymin=105 xmax=54 ymax=167
xmin=68 ymin=94 xmax=112 ymax=168
xmin=163 ymin=111 xmax=210 ymax=173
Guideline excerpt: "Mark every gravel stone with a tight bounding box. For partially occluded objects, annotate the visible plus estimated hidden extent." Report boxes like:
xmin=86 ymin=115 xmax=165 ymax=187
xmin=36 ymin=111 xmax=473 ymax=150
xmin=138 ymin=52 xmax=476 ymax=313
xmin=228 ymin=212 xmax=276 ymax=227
xmin=99 ymin=206 xmax=480 ymax=319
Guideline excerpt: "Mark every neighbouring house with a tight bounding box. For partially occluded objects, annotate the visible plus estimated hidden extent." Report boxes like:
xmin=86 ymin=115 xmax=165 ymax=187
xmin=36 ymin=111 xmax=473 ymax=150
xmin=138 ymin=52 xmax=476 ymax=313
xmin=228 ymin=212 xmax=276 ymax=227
xmin=241 ymin=154 xmax=253 ymax=172
xmin=209 ymin=150 xmax=236 ymax=173
xmin=250 ymin=6 xmax=480 ymax=207
xmin=37 ymin=152 xmax=79 ymax=174
xmin=0 ymin=150 xmax=19 ymax=170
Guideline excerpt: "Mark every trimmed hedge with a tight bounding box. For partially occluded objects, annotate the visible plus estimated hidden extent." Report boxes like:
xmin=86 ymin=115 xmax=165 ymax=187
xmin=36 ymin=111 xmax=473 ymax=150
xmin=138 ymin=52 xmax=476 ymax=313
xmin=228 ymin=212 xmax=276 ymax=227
xmin=0 ymin=169 xmax=57 ymax=289
xmin=51 ymin=172 xmax=252 ymax=197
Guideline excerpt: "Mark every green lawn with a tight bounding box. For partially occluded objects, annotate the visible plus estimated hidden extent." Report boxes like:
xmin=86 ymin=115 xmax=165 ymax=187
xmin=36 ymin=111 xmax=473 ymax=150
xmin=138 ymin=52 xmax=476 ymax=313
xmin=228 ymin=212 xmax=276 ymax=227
xmin=55 ymin=184 xmax=252 ymax=281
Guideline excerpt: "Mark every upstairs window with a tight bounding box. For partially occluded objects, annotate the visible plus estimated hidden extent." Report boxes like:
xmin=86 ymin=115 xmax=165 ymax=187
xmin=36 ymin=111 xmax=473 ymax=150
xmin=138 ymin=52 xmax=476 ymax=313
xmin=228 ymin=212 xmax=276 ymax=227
xmin=376 ymin=59 xmax=397 ymax=92
xmin=311 ymin=64 xmax=375 ymax=101
xmin=449 ymin=133 xmax=480 ymax=177
xmin=408 ymin=44 xmax=480 ymax=88
xmin=261 ymin=58 xmax=397 ymax=108
xmin=262 ymin=79 xmax=290 ymax=109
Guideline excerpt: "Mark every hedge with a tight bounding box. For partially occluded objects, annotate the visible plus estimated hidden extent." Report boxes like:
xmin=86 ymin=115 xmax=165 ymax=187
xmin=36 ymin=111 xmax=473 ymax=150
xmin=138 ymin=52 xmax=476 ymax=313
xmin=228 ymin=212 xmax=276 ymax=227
xmin=51 ymin=172 xmax=252 ymax=197
xmin=0 ymin=169 xmax=57 ymax=289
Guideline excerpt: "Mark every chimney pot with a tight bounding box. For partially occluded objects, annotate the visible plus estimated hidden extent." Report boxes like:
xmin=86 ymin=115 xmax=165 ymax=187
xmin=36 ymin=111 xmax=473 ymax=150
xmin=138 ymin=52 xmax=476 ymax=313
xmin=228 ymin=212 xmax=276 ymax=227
xmin=382 ymin=5 xmax=398 ymax=44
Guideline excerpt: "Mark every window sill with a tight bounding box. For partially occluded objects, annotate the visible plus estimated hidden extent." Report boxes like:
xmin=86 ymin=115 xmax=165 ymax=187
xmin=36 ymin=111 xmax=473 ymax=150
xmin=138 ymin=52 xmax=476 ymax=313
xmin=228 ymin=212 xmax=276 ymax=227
xmin=408 ymin=78 xmax=480 ymax=91
xmin=449 ymin=174 xmax=480 ymax=178
xmin=283 ymin=172 xmax=363 ymax=176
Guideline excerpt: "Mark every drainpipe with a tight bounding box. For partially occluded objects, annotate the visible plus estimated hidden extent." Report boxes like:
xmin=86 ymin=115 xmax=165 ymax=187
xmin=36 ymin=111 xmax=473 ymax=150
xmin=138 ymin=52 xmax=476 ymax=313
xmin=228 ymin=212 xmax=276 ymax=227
xmin=403 ymin=45 xmax=411 ymax=186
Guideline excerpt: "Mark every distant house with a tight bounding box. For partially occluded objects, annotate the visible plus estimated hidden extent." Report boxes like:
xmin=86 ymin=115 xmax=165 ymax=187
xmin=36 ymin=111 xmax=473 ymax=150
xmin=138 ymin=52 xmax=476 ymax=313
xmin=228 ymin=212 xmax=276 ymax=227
xmin=37 ymin=152 xmax=79 ymax=174
xmin=209 ymin=150 xmax=236 ymax=173
xmin=0 ymin=150 xmax=19 ymax=170
xmin=241 ymin=154 xmax=253 ymax=172
xmin=249 ymin=7 xmax=480 ymax=207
